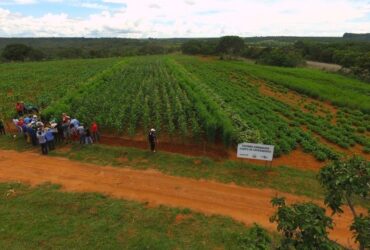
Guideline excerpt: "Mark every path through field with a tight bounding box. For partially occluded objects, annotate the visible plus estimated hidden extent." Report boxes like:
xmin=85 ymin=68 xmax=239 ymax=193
xmin=0 ymin=150 xmax=359 ymax=248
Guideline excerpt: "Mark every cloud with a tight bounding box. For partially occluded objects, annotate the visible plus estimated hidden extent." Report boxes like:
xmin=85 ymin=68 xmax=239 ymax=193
xmin=0 ymin=0 xmax=369 ymax=37
xmin=78 ymin=3 xmax=110 ymax=10
xmin=184 ymin=0 xmax=195 ymax=6
xmin=149 ymin=3 xmax=161 ymax=9
xmin=0 ymin=0 xmax=38 ymax=4
xmin=15 ymin=0 xmax=37 ymax=3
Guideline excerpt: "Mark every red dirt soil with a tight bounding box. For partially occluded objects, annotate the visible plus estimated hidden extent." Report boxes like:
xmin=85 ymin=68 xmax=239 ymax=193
xmin=0 ymin=149 xmax=362 ymax=249
xmin=101 ymin=135 xmax=229 ymax=159
xmin=312 ymin=132 xmax=370 ymax=161
xmin=259 ymin=83 xmax=337 ymax=119
xmin=228 ymin=147 xmax=325 ymax=171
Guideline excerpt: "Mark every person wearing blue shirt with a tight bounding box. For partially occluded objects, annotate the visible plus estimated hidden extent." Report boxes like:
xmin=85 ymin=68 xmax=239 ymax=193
xmin=37 ymin=129 xmax=48 ymax=155
xmin=21 ymin=124 xmax=28 ymax=140
xmin=28 ymin=126 xmax=37 ymax=146
xmin=45 ymin=128 xmax=55 ymax=150
xmin=70 ymin=118 xmax=80 ymax=128
xmin=24 ymin=116 xmax=31 ymax=124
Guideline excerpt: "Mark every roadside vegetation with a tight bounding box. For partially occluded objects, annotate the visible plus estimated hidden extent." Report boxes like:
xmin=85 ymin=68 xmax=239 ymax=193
xmin=0 ymin=182 xmax=275 ymax=249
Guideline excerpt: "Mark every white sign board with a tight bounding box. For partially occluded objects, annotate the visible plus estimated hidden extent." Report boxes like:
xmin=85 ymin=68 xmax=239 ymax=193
xmin=237 ymin=143 xmax=274 ymax=161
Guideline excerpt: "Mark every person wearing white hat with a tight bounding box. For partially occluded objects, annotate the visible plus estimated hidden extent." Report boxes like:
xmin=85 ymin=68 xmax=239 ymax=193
xmin=148 ymin=128 xmax=157 ymax=152
xmin=31 ymin=115 xmax=38 ymax=125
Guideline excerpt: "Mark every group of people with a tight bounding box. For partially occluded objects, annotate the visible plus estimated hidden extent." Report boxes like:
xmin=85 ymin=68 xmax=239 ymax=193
xmin=1 ymin=102 xmax=159 ymax=154
xmin=12 ymin=112 xmax=100 ymax=155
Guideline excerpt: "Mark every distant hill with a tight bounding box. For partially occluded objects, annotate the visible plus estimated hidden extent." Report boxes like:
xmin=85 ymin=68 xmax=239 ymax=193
xmin=343 ymin=33 xmax=370 ymax=41
xmin=243 ymin=36 xmax=344 ymax=44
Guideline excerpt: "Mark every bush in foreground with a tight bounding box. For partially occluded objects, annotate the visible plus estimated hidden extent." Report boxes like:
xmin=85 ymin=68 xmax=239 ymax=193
xmin=270 ymin=197 xmax=338 ymax=249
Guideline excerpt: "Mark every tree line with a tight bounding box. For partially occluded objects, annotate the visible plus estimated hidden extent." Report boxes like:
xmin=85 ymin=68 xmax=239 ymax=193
xmin=181 ymin=36 xmax=370 ymax=80
xmin=294 ymin=40 xmax=370 ymax=81
xmin=181 ymin=36 xmax=306 ymax=67
xmin=2 ymin=36 xmax=369 ymax=81
xmin=0 ymin=38 xmax=180 ymax=62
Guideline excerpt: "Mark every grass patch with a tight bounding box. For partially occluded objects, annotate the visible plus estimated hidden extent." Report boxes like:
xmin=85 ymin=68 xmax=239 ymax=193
xmin=0 ymin=135 xmax=34 ymax=152
xmin=0 ymin=182 xmax=276 ymax=249
xmin=61 ymin=144 xmax=324 ymax=199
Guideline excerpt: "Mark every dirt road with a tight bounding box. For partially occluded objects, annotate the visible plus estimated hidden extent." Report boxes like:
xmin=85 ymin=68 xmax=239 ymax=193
xmin=0 ymin=150 xmax=359 ymax=248
xmin=306 ymin=60 xmax=343 ymax=72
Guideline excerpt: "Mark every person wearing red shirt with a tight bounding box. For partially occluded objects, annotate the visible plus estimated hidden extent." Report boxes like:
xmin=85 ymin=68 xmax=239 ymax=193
xmin=16 ymin=102 xmax=23 ymax=116
xmin=17 ymin=118 xmax=24 ymax=127
xmin=91 ymin=121 xmax=100 ymax=142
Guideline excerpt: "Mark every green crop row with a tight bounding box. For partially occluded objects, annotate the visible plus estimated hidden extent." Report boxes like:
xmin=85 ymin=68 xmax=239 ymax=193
xmin=171 ymin=55 xmax=369 ymax=160
xmin=224 ymin=59 xmax=370 ymax=113
xmin=0 ymin=58 xmax=122 ymax=120
xmin=44 ymin=56 xmax=244 ymax=144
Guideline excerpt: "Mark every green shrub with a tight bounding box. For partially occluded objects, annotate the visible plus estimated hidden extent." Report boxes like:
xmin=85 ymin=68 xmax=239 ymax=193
xmin=257 ymin=48 xmax=305 ymax=67
xmin=363 ymin=147 xmax=370 ymax=154
xmin=314 ymin=150 xmax=328 ymax=162
xmin=357 ymin=127 xmax=366 ymax=133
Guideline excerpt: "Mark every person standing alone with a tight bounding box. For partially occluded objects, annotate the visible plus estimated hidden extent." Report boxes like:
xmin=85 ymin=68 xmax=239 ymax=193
xmin=91 ymin=121 xmax=100 ymax=143
xmin=148 ymin=128 xmax=157 ymax=152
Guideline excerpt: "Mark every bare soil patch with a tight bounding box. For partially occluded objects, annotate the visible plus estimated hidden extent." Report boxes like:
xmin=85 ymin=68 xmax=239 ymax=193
xmin=100 ymin=135 xmax=229 ymax=160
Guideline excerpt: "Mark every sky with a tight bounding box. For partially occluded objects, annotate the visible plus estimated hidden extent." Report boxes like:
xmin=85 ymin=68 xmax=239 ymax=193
xmin=0 ymin=0 xmax=369 ymax=38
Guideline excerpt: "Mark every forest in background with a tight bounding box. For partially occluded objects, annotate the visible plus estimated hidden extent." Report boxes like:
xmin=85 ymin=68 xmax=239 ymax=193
xmin=1 ymin=33 xmax=369 ymax=81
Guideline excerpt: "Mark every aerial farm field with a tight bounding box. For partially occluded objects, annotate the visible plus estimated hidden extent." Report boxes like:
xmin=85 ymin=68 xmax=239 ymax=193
xmin=1 ymin=55 xmax=369 ymax=249
xmin=34 ymin=55 xmax=369 ymax=162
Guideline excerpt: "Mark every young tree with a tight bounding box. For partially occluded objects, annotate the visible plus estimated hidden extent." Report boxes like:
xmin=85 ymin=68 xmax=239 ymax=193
xmin=1 ymin=44 xmax=32 ymax=61
xmin=270 ymin=197 xmax=338 ymax=250
xmin=181 ymin=40 xmax=204 ymax=55
xmin=318 ymin=156 xmax=370 ymax=250
xmin=1 ymin=43 xmax=45 ymax=61
xmin=216 ymin=36 xmax=245 ymax=57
